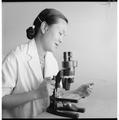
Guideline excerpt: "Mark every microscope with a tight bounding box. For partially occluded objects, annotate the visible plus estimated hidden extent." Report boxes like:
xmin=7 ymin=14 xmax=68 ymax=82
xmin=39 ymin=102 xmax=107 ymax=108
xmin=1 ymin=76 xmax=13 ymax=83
xmin=47 ymin=52 xmax=85 ymax=118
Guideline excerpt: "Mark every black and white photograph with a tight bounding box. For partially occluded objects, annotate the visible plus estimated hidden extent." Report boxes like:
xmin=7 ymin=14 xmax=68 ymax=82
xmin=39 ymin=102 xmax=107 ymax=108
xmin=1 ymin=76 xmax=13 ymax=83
xmin=2 ymin=0 xmax=117 ymax=119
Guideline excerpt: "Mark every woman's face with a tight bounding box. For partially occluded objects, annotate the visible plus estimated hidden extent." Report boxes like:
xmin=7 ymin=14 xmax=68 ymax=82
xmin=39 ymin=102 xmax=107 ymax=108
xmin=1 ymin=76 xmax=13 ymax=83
xmin=42 ymin=18 xmax=68 ymax=52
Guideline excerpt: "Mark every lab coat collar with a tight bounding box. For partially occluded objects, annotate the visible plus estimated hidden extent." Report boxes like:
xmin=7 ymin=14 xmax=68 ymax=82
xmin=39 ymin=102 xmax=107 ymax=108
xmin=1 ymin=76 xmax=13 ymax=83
xmin=27 ymin=39 xmax=43 ymax=80
xmin=26 ymin=39 xmax=59 ymax=80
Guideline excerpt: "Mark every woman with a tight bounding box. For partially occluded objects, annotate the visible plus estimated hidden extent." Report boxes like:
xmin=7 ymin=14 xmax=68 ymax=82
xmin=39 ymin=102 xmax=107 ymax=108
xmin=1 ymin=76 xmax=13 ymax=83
xmin=2 ymin=8 xmax=93 ymax=118
xmin=2 ymin=8 xmax=68 ymax=118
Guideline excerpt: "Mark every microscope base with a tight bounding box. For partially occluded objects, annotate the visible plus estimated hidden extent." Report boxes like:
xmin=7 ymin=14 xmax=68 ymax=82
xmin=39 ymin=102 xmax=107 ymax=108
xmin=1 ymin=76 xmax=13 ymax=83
xmin=47 ymin=109 xmax=79 ymax=118
xmin=57 ymin=103 xmax=85 ymax=113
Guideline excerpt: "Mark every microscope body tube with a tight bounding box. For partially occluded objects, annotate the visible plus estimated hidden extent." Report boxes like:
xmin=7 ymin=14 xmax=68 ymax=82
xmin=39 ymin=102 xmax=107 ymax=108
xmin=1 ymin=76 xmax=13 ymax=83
xmin=62 ymin=52 xmax=78 ymax=90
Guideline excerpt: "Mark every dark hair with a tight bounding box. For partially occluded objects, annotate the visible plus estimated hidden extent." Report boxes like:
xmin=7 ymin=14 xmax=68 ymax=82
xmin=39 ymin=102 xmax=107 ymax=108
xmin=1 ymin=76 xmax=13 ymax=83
xmin=26 ymin=8 xmax=68 ymax=40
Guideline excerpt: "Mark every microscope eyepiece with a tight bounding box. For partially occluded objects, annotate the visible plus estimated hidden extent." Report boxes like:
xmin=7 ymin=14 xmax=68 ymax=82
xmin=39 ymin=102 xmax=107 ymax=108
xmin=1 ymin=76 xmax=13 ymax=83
xmin=63 ymin=52 xmax=72 ymax=61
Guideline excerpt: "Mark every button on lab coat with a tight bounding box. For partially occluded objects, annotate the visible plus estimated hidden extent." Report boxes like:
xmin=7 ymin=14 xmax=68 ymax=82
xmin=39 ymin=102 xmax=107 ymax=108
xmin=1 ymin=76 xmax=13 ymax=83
xmin=2 ymin=39 xmax=59 ymax=118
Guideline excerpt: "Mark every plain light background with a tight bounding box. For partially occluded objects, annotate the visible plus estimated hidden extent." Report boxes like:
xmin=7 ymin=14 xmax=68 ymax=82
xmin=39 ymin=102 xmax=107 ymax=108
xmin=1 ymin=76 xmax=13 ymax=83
xmin=2 ymin=2 xmax=117 ymax=118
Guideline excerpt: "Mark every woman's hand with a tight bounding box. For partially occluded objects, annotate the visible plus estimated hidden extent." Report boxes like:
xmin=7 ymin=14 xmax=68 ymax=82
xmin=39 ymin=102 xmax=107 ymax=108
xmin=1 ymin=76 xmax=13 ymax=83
xmin=34 ymin=77 xmax=55 ymax=100
xmin=56 ymin=82 xmax=94 ymax=99
xmin=73 ymin=83 xmax=94 ymax=98
xmin=46 ymin=77 xmax=55 ymax=96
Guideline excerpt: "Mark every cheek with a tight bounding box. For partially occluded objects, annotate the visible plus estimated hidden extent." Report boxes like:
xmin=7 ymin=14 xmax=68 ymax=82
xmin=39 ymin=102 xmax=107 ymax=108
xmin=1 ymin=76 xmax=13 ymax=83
xmin=44 ymin=30 xmax=59 ymax=50
xmin=48 ymin=29 xmax=59 ymax=41
xmin=44 ymin=37 xmax=54 ymax=51
xmin=48 ymin=33 xmax=58 ymax=45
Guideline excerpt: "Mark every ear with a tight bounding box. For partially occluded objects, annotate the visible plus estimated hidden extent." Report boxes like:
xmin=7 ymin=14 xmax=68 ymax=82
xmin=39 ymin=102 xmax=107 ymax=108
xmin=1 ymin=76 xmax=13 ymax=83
xmin=40 ymin=21 xmax=48 ymax=34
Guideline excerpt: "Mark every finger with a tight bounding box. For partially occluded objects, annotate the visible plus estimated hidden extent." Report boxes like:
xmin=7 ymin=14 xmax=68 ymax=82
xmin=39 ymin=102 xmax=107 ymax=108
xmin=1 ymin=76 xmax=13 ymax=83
xmin=46 ymin=79 xmax=56 ymax=87
xmin=88 ymin=87 xmax=93 ymax=92
xmin=50 ymin=85 xmax=55 ymax=90
xmin=50 ymin=80 xmax=55 ymax=86
xmin=86 ymin=89 xmax=92 ymax=96
xmin=84 ymin=82 xmax=94 ymax=87
xmin=90 ymin=82 xmax=94 ymax=86
xmin=45 ymin=77 xmax=52 ymax=83
xmin=47 ymin=84 xmax=55 ymax=92
xmin=87 ymin=83 xmax=94 ymax=88
xmin=87 ymin=89 xmax=92 ymax=94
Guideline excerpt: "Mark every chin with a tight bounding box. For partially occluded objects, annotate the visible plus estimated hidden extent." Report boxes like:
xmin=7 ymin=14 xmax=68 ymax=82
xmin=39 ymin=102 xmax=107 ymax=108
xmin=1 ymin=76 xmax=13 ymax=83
xmin=47 ymin=48 xmax=54 ymax=53
xmin=47 ymin=46 xmax=57 ymax=53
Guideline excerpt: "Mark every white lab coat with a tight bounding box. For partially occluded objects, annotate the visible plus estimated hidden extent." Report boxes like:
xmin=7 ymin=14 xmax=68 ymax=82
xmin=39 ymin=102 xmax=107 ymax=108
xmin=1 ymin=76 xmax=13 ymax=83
xmin=2 ymin=39 xmax=59 ymax=118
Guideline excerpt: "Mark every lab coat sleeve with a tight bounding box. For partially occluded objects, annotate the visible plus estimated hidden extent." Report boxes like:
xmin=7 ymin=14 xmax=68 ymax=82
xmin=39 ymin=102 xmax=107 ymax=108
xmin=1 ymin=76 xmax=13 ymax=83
xmin=2 ymin=51 xmax=18 ymax=97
